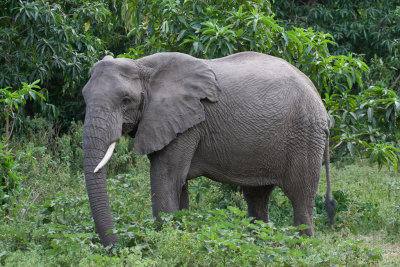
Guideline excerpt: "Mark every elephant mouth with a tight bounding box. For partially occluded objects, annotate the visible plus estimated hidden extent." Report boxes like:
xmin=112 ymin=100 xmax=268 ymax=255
xmin=94 ymin=122 xmax=139 ymax=173
xmin=122 ymin=122 xmax=137 ymax=135
xmin=123 ymin=122 xmax=141 ymax=140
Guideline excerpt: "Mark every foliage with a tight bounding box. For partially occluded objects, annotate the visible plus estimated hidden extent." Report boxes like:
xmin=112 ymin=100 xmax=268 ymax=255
xmin=273 ymin=0 xmax=400 ymax=90
xmin=0 ymin=1 xmax=106 ymax=92
xmin=0 ymin=81 xmax=54 ymax=213
xmin=274 ymin=0 xmax=400 ymax=57
xmin=0 ymin=0 xmax=132 ymax=122
xmin=1 ymin=1 xmax=399 ymax=169
xmin=0 ymin=80 xmax=57 ymax=148
xmin=0 ymin=139 xmax=24 ymax=214
xmin=325 ymin=86 xmax=400 ymax=169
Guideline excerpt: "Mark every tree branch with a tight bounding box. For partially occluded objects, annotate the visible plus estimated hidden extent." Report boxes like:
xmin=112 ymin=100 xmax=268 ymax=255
xmin=331 ymin=140 xmax=343 ymax=152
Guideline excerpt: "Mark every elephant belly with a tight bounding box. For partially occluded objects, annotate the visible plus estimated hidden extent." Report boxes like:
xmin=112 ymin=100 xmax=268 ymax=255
xmin=189 ymin=135 xmax=288 ymax=187
xmin=188 ymin=115 xmax=327 ymax=187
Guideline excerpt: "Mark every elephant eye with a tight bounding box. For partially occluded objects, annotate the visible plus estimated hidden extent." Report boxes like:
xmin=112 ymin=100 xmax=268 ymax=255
xmin=122 ymin=97 xmax=131 ymax=106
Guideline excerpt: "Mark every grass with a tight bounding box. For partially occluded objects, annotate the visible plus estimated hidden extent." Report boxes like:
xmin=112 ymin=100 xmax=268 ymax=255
xmin=0 ymin=117 xmax=399 ymax=266
xmin=318 ymin=161 xmax=400 ymax=265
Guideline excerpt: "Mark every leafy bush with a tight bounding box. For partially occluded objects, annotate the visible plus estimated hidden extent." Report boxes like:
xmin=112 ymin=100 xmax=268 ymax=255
xmin=0 ymin=80 xmax=54 ymax=148
xmin=325 ymin=86 xmax=400 ymax=168
xmin=0 ymin=1 xmax=109 ymax=92
xmin=273 ymin=0 xmax=400 ymax=89
xmin=273 ymin=2 xmax=400 ymax=162
xmin=113 ymin=207 xmax=383 ymax=266
xmin=0 ymin=139 xmax=24 ymax=214
xmin=0 ymin=80 xmax=54 ymax=213
xmin=0 ymin=0 xmax=133 ymax=122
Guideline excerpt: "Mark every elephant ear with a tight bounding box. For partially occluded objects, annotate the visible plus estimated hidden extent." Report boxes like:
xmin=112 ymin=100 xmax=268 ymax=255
xmin=134 ymin=53 xmax=220 ymax=155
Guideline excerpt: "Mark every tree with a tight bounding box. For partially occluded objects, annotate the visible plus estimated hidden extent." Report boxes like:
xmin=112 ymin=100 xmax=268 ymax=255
xmin=0 ymin=0 xmax=130 ymax=121
xmin=273 ymin=0 xmax=400 ymax=90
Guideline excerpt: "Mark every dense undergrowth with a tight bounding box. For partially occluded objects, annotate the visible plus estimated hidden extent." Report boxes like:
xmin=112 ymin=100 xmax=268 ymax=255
xmin=1 ymin=117 xmax=399 ymax=266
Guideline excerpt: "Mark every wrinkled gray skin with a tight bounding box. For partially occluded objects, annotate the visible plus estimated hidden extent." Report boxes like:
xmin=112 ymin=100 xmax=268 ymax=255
xmin=82 ymin=52 xmax=335 ymax=247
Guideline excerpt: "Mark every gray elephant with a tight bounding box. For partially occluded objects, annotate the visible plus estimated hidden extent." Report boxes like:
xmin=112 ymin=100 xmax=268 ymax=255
xmin=82 ymin=52 xmax=335 ymax=246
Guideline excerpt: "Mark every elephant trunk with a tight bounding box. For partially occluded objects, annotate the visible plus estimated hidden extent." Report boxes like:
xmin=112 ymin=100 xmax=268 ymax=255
xmin=83 ymin=109 xmax=122 ymax=246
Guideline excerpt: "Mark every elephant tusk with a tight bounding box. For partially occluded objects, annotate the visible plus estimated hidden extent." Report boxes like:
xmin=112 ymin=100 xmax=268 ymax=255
xmin=94 ymin=142 xmax=116 ymax=173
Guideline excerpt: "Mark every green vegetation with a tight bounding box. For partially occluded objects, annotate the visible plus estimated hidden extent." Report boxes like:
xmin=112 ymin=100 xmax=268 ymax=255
xmin=0 ymin=0 xmax=130 ymax=121
xmin=1 ymin=0 xmax=400 ymax=265
xmin=273 ymin=0 xmax=400 ymax=88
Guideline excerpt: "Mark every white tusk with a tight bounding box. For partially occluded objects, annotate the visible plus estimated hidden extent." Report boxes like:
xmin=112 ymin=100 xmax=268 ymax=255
xmin=94 ymin=142 xmax=116 ymax=173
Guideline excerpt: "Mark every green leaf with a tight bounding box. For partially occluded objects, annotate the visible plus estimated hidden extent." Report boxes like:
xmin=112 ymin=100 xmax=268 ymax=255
xmin=177 ymin=16 xmax=187 ymax=27
xmin=297 ymin=224 xmax=310 ymax=231
xmin=395 ymin=101 xmax=400 ymax=113
xmin=177 ymin=30 xmax=186 ymax=41
xmin=84 ymin=21 xmax=90 ymax=32
xmin=347 ymin=142 xmax=355 ymax=156
xmin=127 ymin=27 xmax=137 ymax=38
xmin=29 ymin=90 xmax=37 ymax=101
xmin=385 ymin=107 xmax=393 ymax=121
xmin=367 ymin=107 xmax=373 ymax=122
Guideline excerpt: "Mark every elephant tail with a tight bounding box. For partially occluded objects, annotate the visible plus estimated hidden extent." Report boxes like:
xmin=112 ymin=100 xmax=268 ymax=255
xmin=324 ymin=133 xmax=336 ymax=224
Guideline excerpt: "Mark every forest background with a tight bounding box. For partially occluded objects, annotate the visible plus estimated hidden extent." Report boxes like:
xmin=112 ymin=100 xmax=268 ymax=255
xmin=1 ymin=0 xmax=400 ymax=265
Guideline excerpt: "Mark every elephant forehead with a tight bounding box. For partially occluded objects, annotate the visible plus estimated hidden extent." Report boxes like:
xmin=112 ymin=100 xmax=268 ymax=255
xmin=92 ymin=58 xmax=140 ymax=78
xmin=83 ymin=73 xmax=142 ymax=107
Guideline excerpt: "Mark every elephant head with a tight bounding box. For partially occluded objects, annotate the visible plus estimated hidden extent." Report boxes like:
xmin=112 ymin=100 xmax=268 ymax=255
xmin=82 ymin=53 xmax=220 ymax=246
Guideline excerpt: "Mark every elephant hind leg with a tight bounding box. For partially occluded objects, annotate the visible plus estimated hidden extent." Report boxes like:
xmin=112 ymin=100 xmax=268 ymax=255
xmin=242 ymin=185 xmax=276 ymax=222
xmin=282 ymin=178 xmax=320 ymax=237
xmin=289 ymin=194 xmax=315 ymax=236
xmin=282 ymin=150 xmax=324 ymax=236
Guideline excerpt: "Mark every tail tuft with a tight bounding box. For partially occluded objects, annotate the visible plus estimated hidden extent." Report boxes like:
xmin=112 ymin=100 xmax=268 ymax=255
xmin=325 ymin=197 xmax=337 ymax=225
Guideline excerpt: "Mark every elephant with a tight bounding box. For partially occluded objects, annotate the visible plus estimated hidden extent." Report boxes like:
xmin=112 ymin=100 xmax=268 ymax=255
xmin=82 ymin=51 xmax=336 ymax=247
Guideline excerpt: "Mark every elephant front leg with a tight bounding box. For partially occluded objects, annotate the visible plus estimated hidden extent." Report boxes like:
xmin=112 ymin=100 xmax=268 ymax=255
xmin=149 ymin=161 xmax=184 ymax=220
xmin=148 ymin=133 xmax=199 ymax=221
